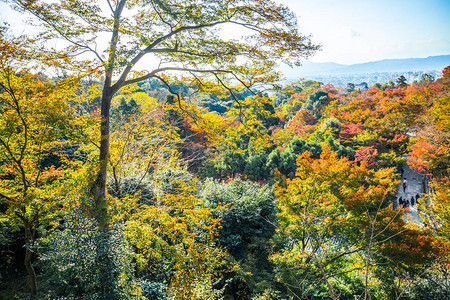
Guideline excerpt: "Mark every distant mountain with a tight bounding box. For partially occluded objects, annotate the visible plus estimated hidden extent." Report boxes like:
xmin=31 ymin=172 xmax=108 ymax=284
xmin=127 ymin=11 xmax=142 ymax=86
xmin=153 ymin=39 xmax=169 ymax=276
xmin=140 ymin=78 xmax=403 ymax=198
xmin=280 ymin=55 xmax=450 ymax=79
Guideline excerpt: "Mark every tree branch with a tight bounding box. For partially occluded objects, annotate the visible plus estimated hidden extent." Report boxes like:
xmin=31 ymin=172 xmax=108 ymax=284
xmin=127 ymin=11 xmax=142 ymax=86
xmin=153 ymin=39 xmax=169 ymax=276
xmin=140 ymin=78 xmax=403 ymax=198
xmin=153 ymin=75 xmax=181 ymax=105
xmin=119 ymin=67 xmax=232 ymax=88
xmin=14 ymin=0 xmax=106 ymax=65
xmin=211 ymin=72 xmax=243 ymax=113
xmin=113 ymin=19 xmax=231 ymax=91
xmin=106 ymin=0 xmax=115 ymax=15
xmin=147 ymin=47 xmax=222 ymax=58
xmin=0 ymin=191 xmax=13 ymax=202
xmin=149 ymin=0 xmax=174 ymax=29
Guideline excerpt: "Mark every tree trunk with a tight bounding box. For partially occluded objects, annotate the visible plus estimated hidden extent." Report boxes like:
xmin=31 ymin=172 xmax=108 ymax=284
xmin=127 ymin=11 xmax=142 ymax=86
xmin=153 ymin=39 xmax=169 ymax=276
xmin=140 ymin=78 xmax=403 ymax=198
xmin=93 ymin=0 xmax=125 ymax=229
xmin=94 ymin=87 xmax=113 ymax=228
xmin=94 ymin=87 xmax=117 ymax=297
xmin=24 ymin=226 xmax=37 ymax=299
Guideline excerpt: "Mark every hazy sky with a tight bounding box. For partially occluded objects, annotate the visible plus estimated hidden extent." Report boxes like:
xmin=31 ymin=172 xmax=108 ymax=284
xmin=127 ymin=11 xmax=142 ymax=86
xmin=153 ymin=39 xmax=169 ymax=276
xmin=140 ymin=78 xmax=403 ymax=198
xmin=279 ymin=0 xmax=450 ymax=64
xmin=1 ymin=0 xmax=449 ymax=65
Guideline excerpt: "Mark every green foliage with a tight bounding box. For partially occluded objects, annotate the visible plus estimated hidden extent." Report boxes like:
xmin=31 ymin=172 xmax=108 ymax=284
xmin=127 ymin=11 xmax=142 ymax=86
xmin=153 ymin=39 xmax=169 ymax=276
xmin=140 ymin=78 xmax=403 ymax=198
xmin=326 ymin=135 xmax=355 ymax=160
xmin=244 ymin=151 xmax=272 ymax=181
xmin=250 ymin=289 xmax=283 ymax=300
xmin=140 ymin=282 xmax=167 ymax=300
xmin=280 ymin=80 xmax=323 ymax=120
xmin=301 ymin=90 xmax=329 ymax=117
xmin=217 ymin=134 xmax=345 ymax=182
xmin=381 ymin=80 xmax=395 ymax=90
xmin=267 ymin=138 xmax=322 ymax=179
xmin=108 ymin=176 xmax=155 ymax=205
xmin=409 ymin=263 xmax=450 ymax=300
xmin=111 ymin=97 xmax=140 ymax=129
xmin=345 ymin=83 xmax=355 ymax=93
xmin=0 ymin=219 xmax=17 ymax=279
xmin=420 ymin=73 xmax=435 ymax=83
xmin=201 ymin=178 xmax=278 ymax=297
xmin=221 ymin=149 xmax=246 ymax=176
xmin=219 ymin=147 xmax=273 ymax=181
xmin=396 ymin=75 xmax=408 ymax=88
xmin=39 ymin=214 xmax=141 ymax=299
xmin=373 ymin=82 xmax=382 ymax=89
xmin=1 ymin=7 xmax=450 ymax=298
xmin=320 ymin=117 xmax=342 ymax=140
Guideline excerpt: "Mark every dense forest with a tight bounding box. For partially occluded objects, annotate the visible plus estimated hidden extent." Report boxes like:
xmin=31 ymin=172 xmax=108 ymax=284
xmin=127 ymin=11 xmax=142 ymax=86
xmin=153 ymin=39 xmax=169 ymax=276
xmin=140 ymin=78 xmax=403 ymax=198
xmin=1 ymin=1 xmax=449 ymax=299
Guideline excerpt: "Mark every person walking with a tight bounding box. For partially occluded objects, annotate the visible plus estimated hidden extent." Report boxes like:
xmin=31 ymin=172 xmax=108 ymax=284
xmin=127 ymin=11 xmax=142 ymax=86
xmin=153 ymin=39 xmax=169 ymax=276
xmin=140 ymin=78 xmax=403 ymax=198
xmin=402 ymin=179 xmax=407 ymax=193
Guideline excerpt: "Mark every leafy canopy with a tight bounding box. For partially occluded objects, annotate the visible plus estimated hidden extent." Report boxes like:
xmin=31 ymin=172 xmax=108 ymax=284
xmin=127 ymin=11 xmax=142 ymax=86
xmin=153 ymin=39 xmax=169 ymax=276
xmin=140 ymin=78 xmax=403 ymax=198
xmin=10 ymin=0 xmax=319 ymax=90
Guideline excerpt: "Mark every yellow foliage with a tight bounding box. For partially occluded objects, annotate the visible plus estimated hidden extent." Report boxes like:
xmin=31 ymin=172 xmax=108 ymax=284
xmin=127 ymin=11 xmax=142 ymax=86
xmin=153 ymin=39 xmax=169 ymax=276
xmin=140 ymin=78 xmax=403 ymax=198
xmin=225 ymin=94 xmax=277 ymax=153
xmin=124 ymin=171 xmax=227 ymax=300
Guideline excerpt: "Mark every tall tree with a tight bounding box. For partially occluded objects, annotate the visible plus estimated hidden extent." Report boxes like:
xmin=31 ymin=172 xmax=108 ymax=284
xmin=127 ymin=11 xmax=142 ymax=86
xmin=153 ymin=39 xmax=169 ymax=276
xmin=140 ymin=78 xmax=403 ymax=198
xmin=7 ymin=0 xmax=319 ymax=227
xmin=0 ymin=26 xmax=82 ymax=297
xmin=396 ymin=75 xmax=408 ymax=88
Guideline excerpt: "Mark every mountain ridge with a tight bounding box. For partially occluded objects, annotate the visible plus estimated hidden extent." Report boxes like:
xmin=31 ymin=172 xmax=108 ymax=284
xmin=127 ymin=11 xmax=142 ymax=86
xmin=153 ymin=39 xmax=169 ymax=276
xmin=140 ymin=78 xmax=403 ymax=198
xmin=280 ymin=55 xmax=450 ymax=78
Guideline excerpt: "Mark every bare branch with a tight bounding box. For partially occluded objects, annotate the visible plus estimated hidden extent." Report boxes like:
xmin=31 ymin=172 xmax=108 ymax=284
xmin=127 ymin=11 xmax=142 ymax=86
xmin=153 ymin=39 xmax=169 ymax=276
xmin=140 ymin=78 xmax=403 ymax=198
xmin=372 ymin=208 xmax=403 ymax=240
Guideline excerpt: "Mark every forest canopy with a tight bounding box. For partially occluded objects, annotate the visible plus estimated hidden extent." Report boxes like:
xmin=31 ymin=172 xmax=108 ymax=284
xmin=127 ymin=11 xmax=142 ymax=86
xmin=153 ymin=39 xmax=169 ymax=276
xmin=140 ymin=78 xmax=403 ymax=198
xmin=0 ymin=1 xmax=449 ymax=299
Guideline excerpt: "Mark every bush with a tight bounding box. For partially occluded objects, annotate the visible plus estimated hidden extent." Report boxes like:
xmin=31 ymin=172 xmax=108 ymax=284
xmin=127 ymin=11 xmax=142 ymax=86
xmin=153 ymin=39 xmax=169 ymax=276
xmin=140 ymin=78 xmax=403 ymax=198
xmin=201 ymin=178 xmax=278 ymax=298
xmin=39 ymin=213 xmax=140 ymax=299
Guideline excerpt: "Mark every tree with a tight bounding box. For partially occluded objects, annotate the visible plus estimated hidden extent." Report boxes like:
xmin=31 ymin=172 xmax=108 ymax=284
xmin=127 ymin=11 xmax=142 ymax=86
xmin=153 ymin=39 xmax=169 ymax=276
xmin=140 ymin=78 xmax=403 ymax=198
xmin=373 ymin=82 xmax=382 ymax=89
xmin=273 ymin=146 xmax=436 ymax=299
xmin=301 ymin=90 xmax=329 ymax=118
xmin=124 ymin=172 xmax=227 ymax=300
xmin=396 ymin=75 xmax=408 ymax=88
xmin=266 ymin=137 xmax=322 ymax=179
xmin=420 ymin=73 xmax=435 ymax=83
xmin=381 ymin=80 xmax=395 ymax=91
xmin=0 ymin=27 xmax=82 ymax=297
xmin=408 ymin=67 xmax=450 ymax=244
xmin=8 ymin=0 xmax=319 ymax=229
xmin=345 ymin=82 xmax=355 ymax=93
xmin=201 ymin=178 xmax=278 ymax=298
xmin=107 ymin=104 xmax=182 ymax=200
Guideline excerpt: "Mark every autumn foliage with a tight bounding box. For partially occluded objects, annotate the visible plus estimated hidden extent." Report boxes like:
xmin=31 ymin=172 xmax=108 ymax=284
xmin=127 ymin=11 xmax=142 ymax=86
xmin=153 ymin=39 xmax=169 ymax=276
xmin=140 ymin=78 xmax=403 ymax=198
xmin=0 ymin=5 xmax=449 ymax=298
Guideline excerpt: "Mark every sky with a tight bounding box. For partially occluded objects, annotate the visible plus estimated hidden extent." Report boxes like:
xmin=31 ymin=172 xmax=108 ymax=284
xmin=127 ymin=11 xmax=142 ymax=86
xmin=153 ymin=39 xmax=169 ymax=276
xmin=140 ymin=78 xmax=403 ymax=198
xmin=1 ymin=0 xmax=449 ymax=65
xmin=278 ymin=0 xmax=450 ymax=64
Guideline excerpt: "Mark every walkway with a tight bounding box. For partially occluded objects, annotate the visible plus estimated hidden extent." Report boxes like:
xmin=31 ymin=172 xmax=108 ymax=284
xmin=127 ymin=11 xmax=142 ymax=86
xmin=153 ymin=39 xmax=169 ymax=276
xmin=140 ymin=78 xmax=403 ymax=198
xmin=394 ymin=155 xmax=427 ymax=225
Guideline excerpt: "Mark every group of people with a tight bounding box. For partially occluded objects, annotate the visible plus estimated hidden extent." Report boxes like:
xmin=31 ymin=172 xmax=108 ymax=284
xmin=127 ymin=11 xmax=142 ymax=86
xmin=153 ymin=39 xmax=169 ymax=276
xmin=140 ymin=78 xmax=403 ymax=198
xmin=398 ymin=194 xmax=421 ymax=209
xmin=397 ymin=178 xmax=421 ymax=209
